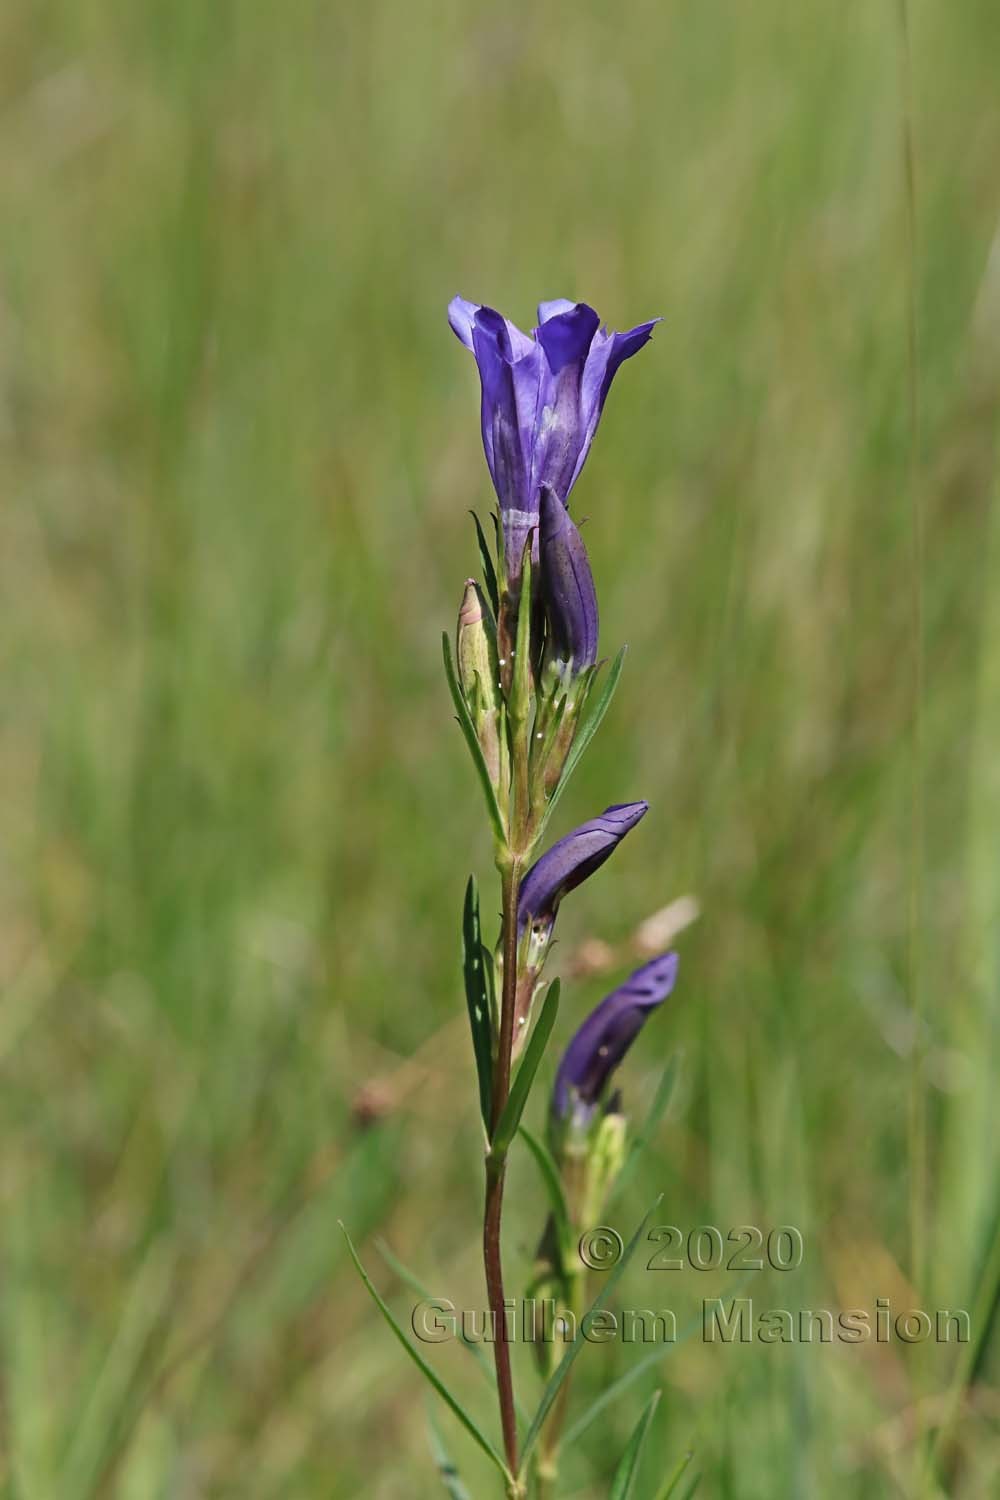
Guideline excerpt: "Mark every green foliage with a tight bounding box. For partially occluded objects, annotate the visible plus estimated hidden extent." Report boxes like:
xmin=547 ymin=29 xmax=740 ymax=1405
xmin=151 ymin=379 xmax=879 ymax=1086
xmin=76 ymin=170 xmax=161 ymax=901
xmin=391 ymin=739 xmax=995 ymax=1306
xmin=608 ymin=1390 xmax=660 ymax=1500
xmin=340 ymin=1225 xmax=512 ymax=1485
xmin=428 ymin=1407 xmax=474 ymax=1500
xmin=3 ymin=0 xmax=999 ymax=1493
xmin=519 ymin=1197 xmax=663 ymax=1473
xmin=651 ymin=1449 xmax=695 ymax=1500
xmin=538 ymin=645 xmax=628 ymax=835
xmin=462 ymin=876 xmax=494 ymax=1131
xmin=471 ymin=512 xmax=500 ymax=620
xmin=609 ymin=1053 xmax=680 ymax=1205
xmin=442 ymin=632 xmax=506 ymax=844
xmin=490 ymin=980 xmax=561 ymax=1159
xmin=518 ymin=1124 xmax=573 ymax=1266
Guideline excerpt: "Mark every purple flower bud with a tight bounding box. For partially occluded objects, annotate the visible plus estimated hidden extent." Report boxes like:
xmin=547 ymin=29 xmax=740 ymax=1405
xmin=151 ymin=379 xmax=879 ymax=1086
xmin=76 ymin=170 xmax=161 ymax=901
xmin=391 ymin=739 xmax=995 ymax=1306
xmin=553 ymin=952 xmax=679 ymax=1123
xmin=448 ymin=297 xmax=659 ymax=585
xmin=518 ymin=802 xmax=648 ymax=943
xmin=539 ymin=486 xmax=599 ymax=671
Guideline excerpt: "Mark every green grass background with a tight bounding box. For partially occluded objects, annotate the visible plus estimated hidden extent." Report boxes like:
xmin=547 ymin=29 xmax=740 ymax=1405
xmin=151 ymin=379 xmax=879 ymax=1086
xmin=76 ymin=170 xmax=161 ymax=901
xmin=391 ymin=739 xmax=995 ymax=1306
xmin=2 ymin=1 xmax=999 ymax=1495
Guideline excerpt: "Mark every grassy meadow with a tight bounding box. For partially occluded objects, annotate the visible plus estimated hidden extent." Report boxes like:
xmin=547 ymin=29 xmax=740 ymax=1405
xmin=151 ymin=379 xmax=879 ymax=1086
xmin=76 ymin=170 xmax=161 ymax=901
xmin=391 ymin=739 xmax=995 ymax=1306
xmin=1 ymin=0 xmax=999 ymax=1494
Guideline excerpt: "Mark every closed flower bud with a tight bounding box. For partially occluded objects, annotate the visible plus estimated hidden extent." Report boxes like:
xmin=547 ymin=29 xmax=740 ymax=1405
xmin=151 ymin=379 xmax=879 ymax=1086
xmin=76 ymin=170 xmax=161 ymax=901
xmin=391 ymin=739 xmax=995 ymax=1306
xmin=552 ymin=951 xmax=679 ymax=1131
xmin=518 ymin=802 xmax=648 ymax=955
xmin=509 ymin=803 xmax=649 ymax=1048
xmin=457 ymin=580 xmax=499 ymax=702
xmin=539 ymin=486 xmax=599 ymax=672
xmin=581 ymin=1110 xmax=628 ymax=1225
xmin=456 ymin=580 xmax=502 ymax=785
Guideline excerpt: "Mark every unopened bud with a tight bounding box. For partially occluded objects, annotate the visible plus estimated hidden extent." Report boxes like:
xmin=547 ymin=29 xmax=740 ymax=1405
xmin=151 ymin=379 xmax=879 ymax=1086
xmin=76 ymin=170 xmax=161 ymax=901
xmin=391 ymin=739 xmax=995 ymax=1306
xmin=581 ymin=1110 xmax=628 ymax=1223
xmin=456 ymin=580 xmax=502 ymax=785
xmin=457 ymin=580 xmax=499 ymax=700
xmin=539 ymin=486 xmax=598 ymax=672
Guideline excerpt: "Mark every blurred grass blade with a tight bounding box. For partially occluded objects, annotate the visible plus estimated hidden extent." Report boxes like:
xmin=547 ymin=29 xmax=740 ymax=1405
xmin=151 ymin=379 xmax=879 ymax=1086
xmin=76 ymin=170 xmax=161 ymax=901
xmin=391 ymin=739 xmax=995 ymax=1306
xmin=609 ymin=1054 xmax=680 ymax=1205
xmin=541 ymin=644 xmax=626 ymax=831
xmin=427 ymin=1406 xmax=473 ymax=1500
xmin=609 ymin=1389 xmax=660 ymax=1500
xmin=652 ymin=1448 xmax=694 ymax=1500
xmin=927 ymin=1197 xmax=1000 ymax=1475
xmin=564 ymin=1271 xmax=759 ymax=1446
xmin=442 ymin=632 xmax=506 ymax=845
xmin=518 ymin=1124 xmax=572 ymax=1261
xmin=491 ymin=980 xmax=560 ymax=1158
xmin=518 ymin=1195 xmax=663 ymax=1473
xmin=462 ymin=876 xmax=494 ymax=1130
xmin=58 ymin=1244 xmax=174 ymax=1500
xmin=339 ymin=1223 xmax=511 ymax=1485
xmin=470 ymin=510 xmax=499 ymax=619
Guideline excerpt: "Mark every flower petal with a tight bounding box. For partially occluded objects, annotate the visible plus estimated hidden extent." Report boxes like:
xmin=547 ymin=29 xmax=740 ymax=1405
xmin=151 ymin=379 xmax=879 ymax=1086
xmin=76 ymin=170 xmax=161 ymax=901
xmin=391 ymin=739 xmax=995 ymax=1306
xmin=467 ymin=311 xmax=545 ymax=574
xmin=567 ymin=318 xmax=661 ymax=495
xmin=448 ymin=297 xmax=659 ymax=544
xmin=537 ymin=298 xmax=578 ymax=324
xmin=599 ymin=319 xmax=661 ymax=405
xmin=528 ymin=305 xmax=603 ymax=502
xmin=518 ymin=802 xmax=648 ymax=937
xmin=448 ymin=295 xmax=480 ymax=350
xmin=553 ymin=951 xmax=679 ymax=1120
xmin=534 ymin=304 xmax=601 ymax=374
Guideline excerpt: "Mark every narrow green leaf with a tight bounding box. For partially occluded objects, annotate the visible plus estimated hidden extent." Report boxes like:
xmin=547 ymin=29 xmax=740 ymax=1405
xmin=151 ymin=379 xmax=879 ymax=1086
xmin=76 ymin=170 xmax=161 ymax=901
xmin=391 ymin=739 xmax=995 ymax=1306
xmin=375 ymin=1239 xmax=492 ymax=1380
xmin=609 ymin=1390 xmax=661 ymax=1500
xmin=563 ymin=1269 xmax=761 ymax=1446
xmin=442 ymin=632 xmax=506 ymax=845
xmin=541 ymin=644 xmax=627 ymax=832
xmin=462 ymin=877 xmax=494 ymax=1130
xmin=470 ymin=510 xmax=499 ymax=619
xmin=490 ymin=980 xmax=560 ymax=1159
xmin=376 ymin=1239 xmax=530 ymax=1423
xmin=480 ymin=941 xmax=498 ymax=1033
xmin=518 ymin=1124 xmax=572 ymax=1262
xmin=608 ymin=1054 xmax=680 ymax=1206
xmin=339 ymin=1223 xmax=511 ymax=1485
xmin=518 ymin=1195 xmax=663 ymax=1473
xmin=652 ymin=1449 xmax=695 ymax=1500
xmin=427 ymin=1406 xmax=473 ymax=1500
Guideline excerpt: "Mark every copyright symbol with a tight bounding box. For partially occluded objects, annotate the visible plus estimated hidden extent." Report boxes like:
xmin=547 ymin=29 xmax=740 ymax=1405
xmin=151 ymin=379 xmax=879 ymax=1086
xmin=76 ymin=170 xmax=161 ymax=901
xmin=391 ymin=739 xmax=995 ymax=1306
xmin=578 ymin=1226 xmax=624 ymax=1270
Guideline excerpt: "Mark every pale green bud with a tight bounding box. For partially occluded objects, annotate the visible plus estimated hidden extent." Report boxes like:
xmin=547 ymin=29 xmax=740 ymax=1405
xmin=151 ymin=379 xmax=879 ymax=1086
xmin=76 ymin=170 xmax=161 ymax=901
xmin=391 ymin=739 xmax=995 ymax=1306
xmin=456 ymin=580 xmax=502 ymax=785
xmin=457 ymin=580 xmax=499 ymax=700
xmin=581 ymin=1110 xmax=627 ymax=1226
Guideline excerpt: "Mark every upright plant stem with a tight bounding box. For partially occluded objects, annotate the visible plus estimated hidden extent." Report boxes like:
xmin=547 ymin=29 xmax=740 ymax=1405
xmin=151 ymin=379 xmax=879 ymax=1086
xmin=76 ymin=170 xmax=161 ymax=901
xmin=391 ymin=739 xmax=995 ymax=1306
xmin=484 ymin=853 xmax=523 ymax=1486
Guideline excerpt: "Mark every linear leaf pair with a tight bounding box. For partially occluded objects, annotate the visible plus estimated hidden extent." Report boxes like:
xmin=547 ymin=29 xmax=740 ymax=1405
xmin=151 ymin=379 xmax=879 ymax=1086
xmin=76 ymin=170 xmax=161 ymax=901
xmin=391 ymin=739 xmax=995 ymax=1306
xmin=339 ymin=1224 xmax=512 ymax=1487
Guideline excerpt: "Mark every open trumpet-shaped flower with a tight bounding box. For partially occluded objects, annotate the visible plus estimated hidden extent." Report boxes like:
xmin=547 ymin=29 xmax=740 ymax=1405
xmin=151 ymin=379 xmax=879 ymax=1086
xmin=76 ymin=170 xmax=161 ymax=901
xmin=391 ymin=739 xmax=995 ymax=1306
xmin=448 ymin=297 xmax=658 ymax=586
xmin=553 ymin=952 xmax=679 ymax=1126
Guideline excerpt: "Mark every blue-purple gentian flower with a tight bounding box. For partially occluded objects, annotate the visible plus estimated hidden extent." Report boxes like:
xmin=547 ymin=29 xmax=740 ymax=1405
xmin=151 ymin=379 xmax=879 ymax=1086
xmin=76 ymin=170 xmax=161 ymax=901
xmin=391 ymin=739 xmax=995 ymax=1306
xmin=518 ymin=802 xmax=648 ymax=941
xmin=448 ymin=297 xmax=658 ymax=585
xmin=553 ymin=952 xmax=679 ymax=1124
xmin=539 ymin=485 xmax=599 ymax=671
